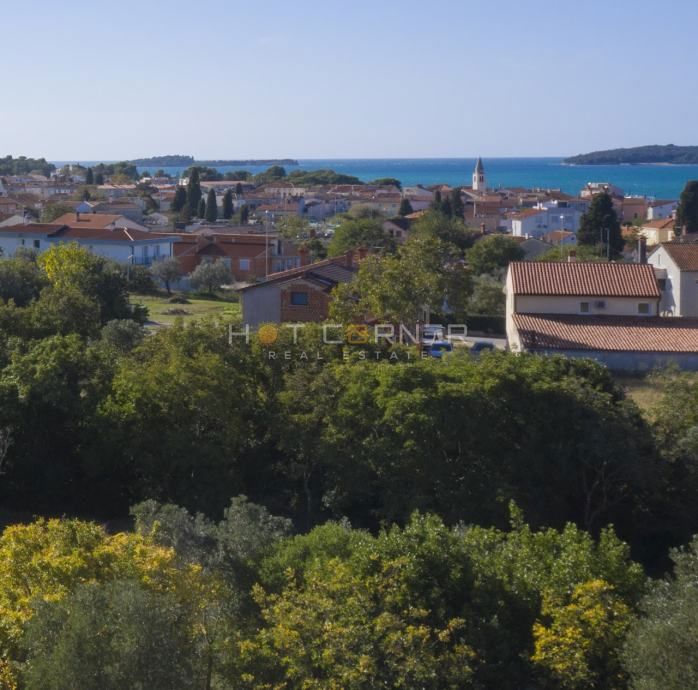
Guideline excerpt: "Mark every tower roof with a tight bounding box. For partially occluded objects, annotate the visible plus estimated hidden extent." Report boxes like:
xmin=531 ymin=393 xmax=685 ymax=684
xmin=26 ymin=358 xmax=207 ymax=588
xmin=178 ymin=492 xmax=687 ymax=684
xmin=475 ymin=157 xmax=484 ymax=173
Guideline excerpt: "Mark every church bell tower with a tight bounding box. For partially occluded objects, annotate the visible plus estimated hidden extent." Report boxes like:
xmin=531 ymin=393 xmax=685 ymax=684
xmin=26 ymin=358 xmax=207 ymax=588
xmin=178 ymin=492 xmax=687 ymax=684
xmin=472 ymin=157 xmax=486 ymax=192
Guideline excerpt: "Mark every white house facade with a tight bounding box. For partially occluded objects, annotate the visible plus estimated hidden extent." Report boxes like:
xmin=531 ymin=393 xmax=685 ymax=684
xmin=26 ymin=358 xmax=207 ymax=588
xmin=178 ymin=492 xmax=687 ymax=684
xmin=0 ymin=223 xmax=179 ymax=265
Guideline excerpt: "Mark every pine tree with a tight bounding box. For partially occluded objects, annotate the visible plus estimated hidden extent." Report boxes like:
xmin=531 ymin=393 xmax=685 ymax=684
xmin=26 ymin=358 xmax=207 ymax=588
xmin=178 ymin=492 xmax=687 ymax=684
xmin=577 ymin=192 xmax=623 ymax=254
xmin=186 ymin=167 xmax=202 ymax=215
xmin=677 ymin=180 xmax=698 ymax=234
xmin=398 ymin=198 xmax=413 ymax=216
xmin=205 ymin=189 xmax=218 ymax=223
xmin=222 ymin=189 xmax=234 ymax=219
xmin=197 ymin=197 xmax=206 ymax=218
xmin=85 ymin=167 xmax=94 ymax=185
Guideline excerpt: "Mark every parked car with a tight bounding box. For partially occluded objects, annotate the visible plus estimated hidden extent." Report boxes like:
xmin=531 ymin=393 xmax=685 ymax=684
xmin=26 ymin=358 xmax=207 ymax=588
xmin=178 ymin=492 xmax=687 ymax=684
xmin=422 ymin=340 xmax=453 ymax=358
xmin=470 ymin=341 xmax=495 ymax=355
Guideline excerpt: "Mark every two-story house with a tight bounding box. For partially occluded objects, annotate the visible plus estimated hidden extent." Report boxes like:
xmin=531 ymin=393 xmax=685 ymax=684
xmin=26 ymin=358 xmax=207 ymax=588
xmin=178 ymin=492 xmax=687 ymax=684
xmin=648 ymin=242 xmax=698 ymax=317
xmin=505 ymin=260 xmax=698 ymax=370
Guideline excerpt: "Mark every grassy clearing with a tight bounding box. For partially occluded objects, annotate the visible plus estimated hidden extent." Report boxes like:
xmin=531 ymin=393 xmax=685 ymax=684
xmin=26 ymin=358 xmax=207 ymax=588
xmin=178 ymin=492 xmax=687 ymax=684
xmin=130 ymin=292 xmax=240 ymax=327
xmin=617 ymin=370 xmax=698 ymax=420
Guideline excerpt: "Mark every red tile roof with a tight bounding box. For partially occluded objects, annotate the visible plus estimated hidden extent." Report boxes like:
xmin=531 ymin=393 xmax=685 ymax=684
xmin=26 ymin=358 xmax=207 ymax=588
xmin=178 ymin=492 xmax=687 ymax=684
xmin=51 ymin=212 xmax=139 ymax=229
xmin=509 ymin=261 xmax=660 ymax=298
xmin=642 ymin=218 xmax=675 ymax=230
xmin=657 ymin=242 xmax=698 ymax=271
xmin=514 ymin=314 xmax=698 ymax=353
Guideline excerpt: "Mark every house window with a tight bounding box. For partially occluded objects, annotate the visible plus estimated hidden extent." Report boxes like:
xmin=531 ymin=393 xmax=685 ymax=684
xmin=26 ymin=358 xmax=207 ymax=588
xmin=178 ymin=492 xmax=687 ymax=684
xmin=33 ymin=240 xmax=40 ymax=249
xmin=580 ymin=301 xmax=590 ymax=313
xmin=638 ymin=302 xmax=650 ymax=315
xmin=290 ymin=291 xmax=309 ymax=306
xmin=239 ymin=258 xmax=250 ymax=271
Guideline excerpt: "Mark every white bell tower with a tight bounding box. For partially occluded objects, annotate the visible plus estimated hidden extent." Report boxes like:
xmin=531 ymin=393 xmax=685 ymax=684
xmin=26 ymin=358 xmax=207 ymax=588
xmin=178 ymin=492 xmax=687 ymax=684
xmin=472 ymin=157 xmax=486 ymax=192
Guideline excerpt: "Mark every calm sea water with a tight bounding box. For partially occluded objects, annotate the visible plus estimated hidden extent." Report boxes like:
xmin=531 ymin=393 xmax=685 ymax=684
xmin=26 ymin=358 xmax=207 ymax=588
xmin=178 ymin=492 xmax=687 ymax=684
xmin=56 ymin=158 xmax=698 ymax=199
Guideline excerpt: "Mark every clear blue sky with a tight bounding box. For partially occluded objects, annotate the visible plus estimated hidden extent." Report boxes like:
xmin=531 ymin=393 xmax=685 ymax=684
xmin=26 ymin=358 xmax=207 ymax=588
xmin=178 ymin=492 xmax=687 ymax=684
xmin=3 ymin=0 xmax=697 ymax=160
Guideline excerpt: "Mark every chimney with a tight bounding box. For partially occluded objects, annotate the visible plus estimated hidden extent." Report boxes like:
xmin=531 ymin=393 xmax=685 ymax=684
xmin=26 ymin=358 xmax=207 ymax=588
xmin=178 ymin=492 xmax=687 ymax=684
xmin=345 ymin=249 xmax=355 ymax=268
xmin=637 ymin=237 xmax=647 ymax=264
xmin=357 ymin=245 xmax=368 ymax=261
xmin=298 ymin=245 xmax=310 ymax=266
xmin=567 ymin=249 xmax=577 ymax=263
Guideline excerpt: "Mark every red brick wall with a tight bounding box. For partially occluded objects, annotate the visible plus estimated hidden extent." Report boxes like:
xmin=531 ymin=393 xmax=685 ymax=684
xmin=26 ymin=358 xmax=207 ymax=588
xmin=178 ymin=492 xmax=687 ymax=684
xmin=280 ymin=282 xmax=329 ymax=322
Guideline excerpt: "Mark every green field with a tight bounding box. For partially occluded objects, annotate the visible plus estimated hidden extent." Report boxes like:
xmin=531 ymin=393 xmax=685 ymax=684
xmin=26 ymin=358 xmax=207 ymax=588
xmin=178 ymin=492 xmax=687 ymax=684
xmin=618 ymin=371 xmax=698 ymax=420
xmin=130 ymin=293 xmax=240 ymax=327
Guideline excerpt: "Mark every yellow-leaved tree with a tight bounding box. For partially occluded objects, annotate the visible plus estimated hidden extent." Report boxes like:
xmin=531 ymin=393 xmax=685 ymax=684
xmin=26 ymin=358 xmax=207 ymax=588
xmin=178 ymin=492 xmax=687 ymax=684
xmin=531 ymin=579 xmax=633 ymax=690
xmin=0 ymin=517 xmax=219 ymax=688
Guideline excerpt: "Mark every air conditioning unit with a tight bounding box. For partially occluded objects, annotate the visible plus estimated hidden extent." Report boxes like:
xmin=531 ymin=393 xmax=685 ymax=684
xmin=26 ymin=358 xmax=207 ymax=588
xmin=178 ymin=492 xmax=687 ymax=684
xmin=593 ymin=300 xmax=606 ymax=309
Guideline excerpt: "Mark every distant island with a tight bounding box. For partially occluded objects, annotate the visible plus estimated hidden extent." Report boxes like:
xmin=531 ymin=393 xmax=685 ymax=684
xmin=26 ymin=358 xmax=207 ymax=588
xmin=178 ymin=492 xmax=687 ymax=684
xmin=128 ymin=155 xmax=299 ymax=167
xmin=564 ymin=144 xmax=698 ymax=165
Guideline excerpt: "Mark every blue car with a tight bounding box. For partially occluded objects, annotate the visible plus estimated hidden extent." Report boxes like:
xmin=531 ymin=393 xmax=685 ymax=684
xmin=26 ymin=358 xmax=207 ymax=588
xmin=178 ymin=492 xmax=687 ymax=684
xmin=423 ymin=340 xmax=453 ymax=358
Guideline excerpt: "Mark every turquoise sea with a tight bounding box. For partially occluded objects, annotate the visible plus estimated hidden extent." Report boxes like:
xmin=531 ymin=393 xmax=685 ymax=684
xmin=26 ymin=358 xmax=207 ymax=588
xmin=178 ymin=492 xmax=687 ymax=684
xmin=58 ymin=158 xmax=698 ymax=199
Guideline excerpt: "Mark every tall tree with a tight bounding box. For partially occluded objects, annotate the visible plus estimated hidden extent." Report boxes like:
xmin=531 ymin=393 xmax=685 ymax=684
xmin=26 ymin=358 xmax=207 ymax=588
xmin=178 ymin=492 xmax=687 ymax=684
xmin=197 ymin=197 xmax=206 ymax=219
xmin=171 ymin=185 xmax=187 ymax=213
xmin=450 ymin=188 xmax=465 ymax=219
xmin=95 ymin=172 xmax=105 ymax=185
xmin=577 ymin=192 xmax=623 ymax=254
xmin=85 ymin=167 xmax=94 ymax=185
xmin=186 ymin=167 xmax=202 ymax=216
xmin=677 ymin=180 xmax=698 ymax=234
xmin=239 ymin=204 xmax=250 ymax=224
xmin=398 ymin=198 xmax=413 ymax=216
xmin=205 ymin=189 xmax=218 ymax=223
xmin=222 ymin=189 xmax=234 ymax=219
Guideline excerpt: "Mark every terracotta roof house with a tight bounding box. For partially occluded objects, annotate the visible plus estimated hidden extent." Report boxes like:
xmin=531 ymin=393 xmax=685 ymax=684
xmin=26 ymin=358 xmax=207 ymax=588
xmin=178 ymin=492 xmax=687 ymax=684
xmin=648 ymin=240 xmax=698 ymax=316
xmin=239 ymin=252 xmax=359 ymax=327
xmin=0 ymin=223 xmax=179 ymax=264
xmin=51 ymin=211 xmax=149 ymax=233
xmin=0 ymin=198 xmax=21 ymax=215
xmin=161 ymin=233 xmax=303 ymax=280
xmin=504 ymin=260 xmax=698 ymax=369
xmin=638 ymin=217 xmax=676 ymax=246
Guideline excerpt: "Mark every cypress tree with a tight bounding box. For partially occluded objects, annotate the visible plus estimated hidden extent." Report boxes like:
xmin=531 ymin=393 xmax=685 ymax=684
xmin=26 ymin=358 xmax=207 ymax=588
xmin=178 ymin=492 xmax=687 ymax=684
xmin=677 ymin=180 xmax=698 ymax=234
xmin=398 ymin=198 xmax=414 ymax=216
xmin=450 ymin=188 xmax=465 ymax=219
xmin=186 ymin=167 xmax=202 ymax=215
xmin=85 ymin=167 xmax=94 ymax=185
xmin=197 ymin=197 xmax=206 ymax=218
xmin=222 ymin=189 xmax=234 ymax=219
xmin=171 ymin=185 xmax=187 ymax=213
xmin=95 ymin=172 xmax=105 ymax=185
xmin=431 ymin=190 xmax=442 ymax=211
xmin=205 ymin=188 xmax=218 ymax=223
xmin=240 ymin=204 xmax=250 ymax=224
xmin=441 ymin=196 xmax=453 ymax=218
xmin=577 ymin=192 xmax=623 ymax=254
xmin=235 ymin=182 xmax=243 ymax=196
